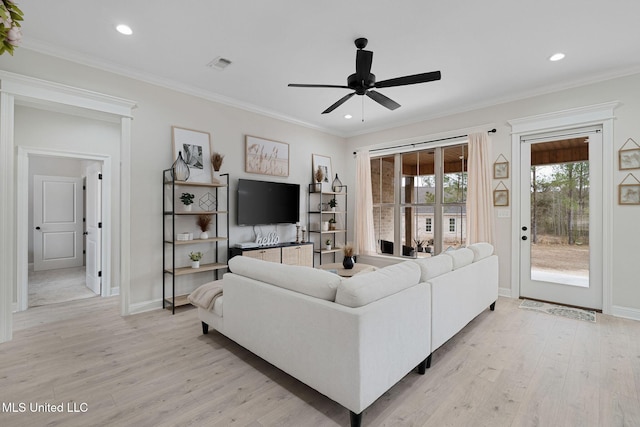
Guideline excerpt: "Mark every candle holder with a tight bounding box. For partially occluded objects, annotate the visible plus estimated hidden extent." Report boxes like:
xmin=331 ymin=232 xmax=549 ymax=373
xmin=295 ymin=225 xmax=301 ymax=244
xmin=301 ymin=229 xmax=306 ymax=243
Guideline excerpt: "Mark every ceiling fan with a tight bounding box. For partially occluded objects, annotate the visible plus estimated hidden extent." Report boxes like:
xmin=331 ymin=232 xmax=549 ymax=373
xmin=288 ymin=37 xmax=441 ymax=114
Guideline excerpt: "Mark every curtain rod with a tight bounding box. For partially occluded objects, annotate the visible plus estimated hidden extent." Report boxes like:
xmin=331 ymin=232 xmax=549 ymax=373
xmin=354 ymin=128 xmax=497 ymax=155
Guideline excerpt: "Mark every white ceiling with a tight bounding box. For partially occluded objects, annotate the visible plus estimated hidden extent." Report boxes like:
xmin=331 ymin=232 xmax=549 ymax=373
xmin=18 ymin=1 xmax=640 ymax=137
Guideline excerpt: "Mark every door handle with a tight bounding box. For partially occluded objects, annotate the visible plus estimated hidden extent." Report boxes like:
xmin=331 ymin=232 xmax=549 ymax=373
xmin=522 ymin=236 xmax=528 ymax=241
xmin=35 ymin=226 xmax=41 ymax=230
xmin=83 ymin=232 xmax=89 ymax=235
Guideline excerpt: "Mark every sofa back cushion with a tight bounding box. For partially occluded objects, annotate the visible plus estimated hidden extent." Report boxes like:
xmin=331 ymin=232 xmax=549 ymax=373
xmin=467 ymin=242 xmax=494 ymax=262
xmin=412 ymin=255 xmax=453 ymax=282
xmin=335 ymin=261 xmax=421 ymax=308
xmin=228 ymin=256 xmax=340 ymax=301
xmin=444 ymin=247 xmax=474 ymax=270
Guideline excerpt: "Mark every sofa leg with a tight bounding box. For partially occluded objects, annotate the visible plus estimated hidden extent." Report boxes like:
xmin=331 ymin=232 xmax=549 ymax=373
xmin=417 ymin=357 xmax=429 ymax=375
xmin=490 ymin=301 xmax=496 ymax=311
xmin=350 ymin=411 xmax=362 ymax=427
xmin=201 ymin=321 xmax=209 ymax=335
xmin=426 ymin=353 xmax=432 ymax=369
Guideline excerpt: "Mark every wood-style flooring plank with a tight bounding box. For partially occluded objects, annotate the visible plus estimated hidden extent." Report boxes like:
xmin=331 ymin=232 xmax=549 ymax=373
xmin=1 ymin=296 xmax=640 ymax=426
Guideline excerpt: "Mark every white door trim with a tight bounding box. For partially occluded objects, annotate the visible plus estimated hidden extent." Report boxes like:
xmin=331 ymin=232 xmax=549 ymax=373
xmin=508 ymin=101 xmax=618 ymax=314
xmin=0 ymin=71 xmax=136 ymax=343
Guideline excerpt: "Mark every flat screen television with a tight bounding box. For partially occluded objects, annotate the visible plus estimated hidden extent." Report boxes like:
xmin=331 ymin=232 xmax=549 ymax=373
xmin=237 ymin=179 xmax=300 ymax=226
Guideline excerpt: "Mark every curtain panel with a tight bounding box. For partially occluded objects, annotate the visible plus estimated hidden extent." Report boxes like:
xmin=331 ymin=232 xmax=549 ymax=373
xmin=354 ymin=151 xmax=377 ymax=254
xmin=466 ymin=132 xmax=495 ymax=244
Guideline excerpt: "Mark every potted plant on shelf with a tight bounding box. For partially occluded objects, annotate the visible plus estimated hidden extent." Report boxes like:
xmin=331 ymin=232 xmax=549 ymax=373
xmin=413 ymin=238 xmax=426 ymax=253
xmin=342 ymin=244 xmax=355 ymax=269
xmin=328 ymin=198 xmax=337 ymax=212
xmin=328 ymin=218 xmax=337 ymax=230
xmin=189 ymin=251 xmax=203 ymax=268
xmin=197 ymin=214 xmax=212 ymax=239
xmin=180 ymin=192 xmax=195 ymax=211
xmin=325 ymin=239 xmax=332 ymax=251
xmin=211 ymin=152 xmax=224 ymax=183
xmin=313 ymin=167 xmax=324 ymax=193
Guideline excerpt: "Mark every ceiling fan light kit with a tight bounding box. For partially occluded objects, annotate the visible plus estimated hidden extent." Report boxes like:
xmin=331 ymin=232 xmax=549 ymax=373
xmin=288 ymin=37 xmax=441 ymax=115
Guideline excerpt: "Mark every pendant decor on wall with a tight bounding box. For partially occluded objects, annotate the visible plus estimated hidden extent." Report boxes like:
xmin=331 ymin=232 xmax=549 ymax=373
xmin=171 ymin=151 xmax=190 ymax=181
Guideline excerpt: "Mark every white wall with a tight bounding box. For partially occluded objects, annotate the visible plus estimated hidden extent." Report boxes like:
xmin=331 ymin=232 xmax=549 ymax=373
xmin=1 ymin=49 xmax=347 ymax=311
xmin=347 ymin=72 xmax=640 ymax=318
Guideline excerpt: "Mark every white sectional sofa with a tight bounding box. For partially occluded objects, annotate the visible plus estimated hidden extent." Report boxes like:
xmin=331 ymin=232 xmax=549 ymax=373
xmin=195 ymin=243 xmax=498 ymax=426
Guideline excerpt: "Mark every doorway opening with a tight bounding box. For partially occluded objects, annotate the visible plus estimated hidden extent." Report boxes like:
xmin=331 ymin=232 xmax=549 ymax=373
xmin=28 ymin=156 xmax=103 ymax=308
xmin=519 ymin=127 xmax=603 ymax=311
xmin=16 ymin=148 xmax=112 ymax=313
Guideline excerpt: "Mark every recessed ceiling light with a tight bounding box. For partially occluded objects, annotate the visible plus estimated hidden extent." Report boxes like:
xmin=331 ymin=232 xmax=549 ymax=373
xmin=116 ymin=24 xmax=133 ymax=35
xmin=344 ymin=114 xmax=353 ymax=119
xmin=549 ymin=53 xmax=565 ymax=62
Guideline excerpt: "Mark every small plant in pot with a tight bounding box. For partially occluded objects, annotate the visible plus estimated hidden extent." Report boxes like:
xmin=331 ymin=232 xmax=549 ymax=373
xmin=180 ymin=192 xmax=195 ymax=211
xmin=196 ymin=215 xmax=212 ymax=239
xmin=328 ymin=198 xmax=337 ymax=212
xmin=210 ymin=152 xmax=224 ymax=183
xmin=189 ymin=251 xmax=203 ymax=268
xmin=325 ymin=239 xmax=332 ymax=251
xmin=328 ymin=218 xmax=337 ymax=230
xmin=313 ymin=167 xmax=324 ymax=192
xmin=342 ymin=244 xmax=355 ymax=269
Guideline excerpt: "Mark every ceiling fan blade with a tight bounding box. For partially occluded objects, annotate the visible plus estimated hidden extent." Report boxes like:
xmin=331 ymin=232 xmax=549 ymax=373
xmin=366 ymin=90 xmax=401 ymax=111
xmin=355 ymin=49 xmax=373 ymax=84
xmin=374 ymin=71 xmax=441 ymax=89
xmin=288 ymin=83 xmax=350 ymax=89
xmin=322 ymin=92 xmax=356 ymax=114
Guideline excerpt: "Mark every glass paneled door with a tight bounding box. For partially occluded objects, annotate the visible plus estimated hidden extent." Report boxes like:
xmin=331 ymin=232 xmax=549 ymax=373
xmin=519 ymin=128 xmax=603 ymax=310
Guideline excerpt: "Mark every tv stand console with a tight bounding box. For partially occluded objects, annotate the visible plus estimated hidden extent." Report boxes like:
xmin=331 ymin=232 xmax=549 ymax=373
xmin=229 ymin=242 xmax=313 ymax=267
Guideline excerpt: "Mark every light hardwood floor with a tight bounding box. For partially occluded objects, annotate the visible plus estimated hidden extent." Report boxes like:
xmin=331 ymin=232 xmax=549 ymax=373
xmin=1 ymin=296 xmax=639 ymax=426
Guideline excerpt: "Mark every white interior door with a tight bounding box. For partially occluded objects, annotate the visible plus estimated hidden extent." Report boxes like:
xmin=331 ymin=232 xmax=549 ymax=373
xmin=519 ymin=128 xmax=603 ymax=310
xmin=33 ymin=175 xmax=84 ymax=271
xmin=85 ymin=164 xmax=102 ymax=294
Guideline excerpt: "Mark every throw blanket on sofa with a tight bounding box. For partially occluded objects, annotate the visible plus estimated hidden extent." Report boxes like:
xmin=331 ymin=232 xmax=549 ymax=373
xmin=188 ymin=281 xmax=223 ymax=311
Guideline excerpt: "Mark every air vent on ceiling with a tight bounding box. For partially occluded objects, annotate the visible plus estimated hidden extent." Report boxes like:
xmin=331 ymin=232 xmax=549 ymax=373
xmin=207 ymin=56 xmax=232 ymax=71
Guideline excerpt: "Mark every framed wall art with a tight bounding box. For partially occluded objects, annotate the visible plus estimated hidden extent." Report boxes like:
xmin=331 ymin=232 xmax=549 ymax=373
xmin=312 ymin=154 xmax=332 ymax=192
xmin=618 ymin=173 xmax=640 ymax=205
xmin=619 ymin=138 xmax=640 ymax=170
xmin=172 ymin=126 xmax=213 ymax=183
xmin=493 ymin=181 xmax=509 ymax=206
xmin=493 ymin=189 xmax=509 ymax=206
xmin=245 ymin=135 xmax=289 ymax=177
xmin=493 ymin=154 xmax=509 ymax=179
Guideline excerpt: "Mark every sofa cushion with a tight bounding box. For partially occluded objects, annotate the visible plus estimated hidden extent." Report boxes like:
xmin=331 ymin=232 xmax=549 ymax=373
xmin=228 ymin=256 xmax=340 ymax=301
xmin=335 ymin=261 xmax=421 ymax=308
xmin=444 ymin=247 xmax=474 ymax=270
xmin=412 ymin=254 xmax=453 ymax=281
xmin=468 ymin=242 xmax=494 ymax=262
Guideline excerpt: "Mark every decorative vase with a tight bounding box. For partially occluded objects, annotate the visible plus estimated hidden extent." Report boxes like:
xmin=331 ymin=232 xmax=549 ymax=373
xmin=200 ymin=231 xmax=209 ymax=240
xmin=329 ymin=222 xmax=336 ymax=231
xmin=183 ymin=204 xmax=192 ymax=212
xmin=212 ymin=170 xmax=221 ymax=184
xmin=342 ymin=256 xmax=354 ymax=269
xmin=331 ymin=174 xmax=343 ymax=192
xmin=191 ymin=260 xmax=200 ymax=269
xmin=321 ymin=221 xmax=329 ymax=231
xmin=171 ymin=151 xmax=190 ymax=181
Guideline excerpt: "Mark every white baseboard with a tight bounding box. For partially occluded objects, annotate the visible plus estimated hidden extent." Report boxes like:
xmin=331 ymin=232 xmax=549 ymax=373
xmin=611 ymin=305 xmax=640 ymax=322
xmin=128 ymin=298 xmax=163 ymax=315
xmin=109 ymin=287 xmax=120 ymax=296
xmin=498 ymin=287 xmax=513 ymax=298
